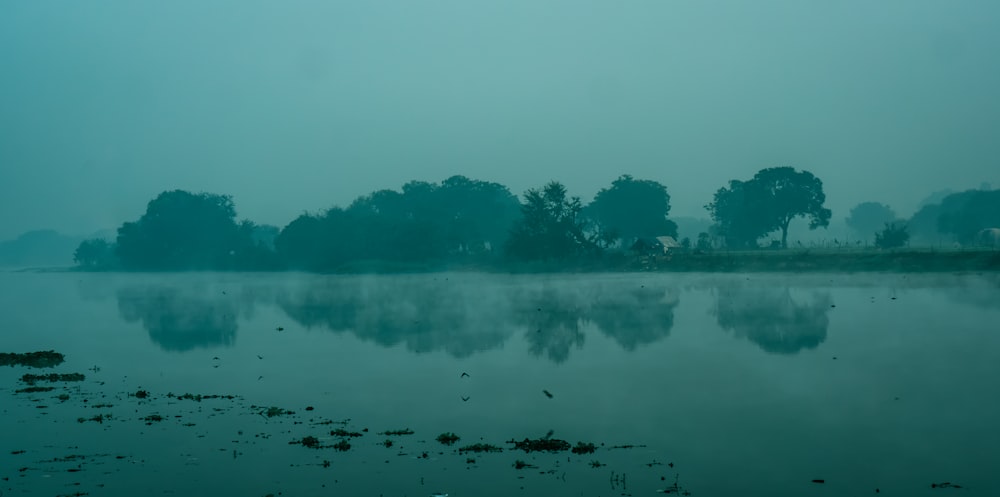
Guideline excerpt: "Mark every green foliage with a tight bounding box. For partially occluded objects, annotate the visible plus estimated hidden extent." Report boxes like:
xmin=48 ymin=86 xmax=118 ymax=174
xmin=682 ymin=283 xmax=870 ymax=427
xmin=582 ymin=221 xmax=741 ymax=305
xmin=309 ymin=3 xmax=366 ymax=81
xmin=114 ymin=190 xmax=278 ymax=270
xmin=875 ymin=222 xmax=910 ymax=249
xmin=846 ymin=202 xmax=897 ymax=240
xmin=275 ymin=176 xmax=521 ymax=271
xmin=584 ymin=175 xmax=677 ymax=244
xmin=73 ymin=238 xmax=117 ymax=269
xmin=706 ymin=167 xmax=831 ymax=249
xmin=936 ymin=189 xmax=1000 ymax=244
xmin=505 ymin=182 xmax=600 ymax=261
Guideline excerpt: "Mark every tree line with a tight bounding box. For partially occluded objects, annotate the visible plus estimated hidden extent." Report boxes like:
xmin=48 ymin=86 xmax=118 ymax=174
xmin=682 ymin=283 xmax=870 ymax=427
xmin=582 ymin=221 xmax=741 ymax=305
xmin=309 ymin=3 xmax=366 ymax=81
xmin=73 ymin=168 xmax=1000 ymax=271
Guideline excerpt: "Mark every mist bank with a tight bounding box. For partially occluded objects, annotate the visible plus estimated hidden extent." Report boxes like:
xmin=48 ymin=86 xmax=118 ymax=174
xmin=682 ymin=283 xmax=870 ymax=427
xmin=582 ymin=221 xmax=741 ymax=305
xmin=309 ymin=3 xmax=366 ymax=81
xmin=62 ymin=170 xmax=1000 ymax=273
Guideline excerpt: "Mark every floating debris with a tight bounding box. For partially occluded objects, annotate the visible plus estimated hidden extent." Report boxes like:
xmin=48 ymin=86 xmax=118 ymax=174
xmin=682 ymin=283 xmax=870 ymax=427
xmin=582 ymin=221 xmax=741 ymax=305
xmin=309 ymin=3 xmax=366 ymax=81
xmin=931 ymin=482 xmax=963 ymax=489
xmin=134 ymin=389 xmax=149 ymax=399
xmin=458 ymin=443 xmax=503 ymax=454
xmin=259 ymin=406 xmax=294 ymax=417
xmin=513 ymin=460 xmax=536 ymax=470
xmin=19 ymin=373 xmax=85 ymax=385
xmin=509 ymin=437 xmax=570 ymax=453
xmin=330 ymin=428 xmax=363 ymax=438
xmin=436 ymin=432 xmax=460 ymax=446
xmin=543 ymin=390 xmax=554 ymax=399
xmin=144 ymin=414 xmax=164 ymax=424
xmin=571 ymin=442 xmax=596 ymax=454
xmin=14 ymin=386 xmax=55 ymax=394
xmin=332 ymin=440 xmax=351 ymax=452
xmin=381 ymin=428 xmax=414 ymax=436
xmin=812 ymin=479 xmax=825 ymax=484
xmin=293 ymin=436 xmax=321 ymax=449
xmin=0 ymin=350 xmax=65 ymax=368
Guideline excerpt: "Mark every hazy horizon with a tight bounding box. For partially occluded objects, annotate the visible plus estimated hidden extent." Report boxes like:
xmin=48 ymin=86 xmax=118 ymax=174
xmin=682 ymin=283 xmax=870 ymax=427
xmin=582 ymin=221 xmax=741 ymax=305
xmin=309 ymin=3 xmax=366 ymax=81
xmin=3 ymin=1 xmax=999 ymax=240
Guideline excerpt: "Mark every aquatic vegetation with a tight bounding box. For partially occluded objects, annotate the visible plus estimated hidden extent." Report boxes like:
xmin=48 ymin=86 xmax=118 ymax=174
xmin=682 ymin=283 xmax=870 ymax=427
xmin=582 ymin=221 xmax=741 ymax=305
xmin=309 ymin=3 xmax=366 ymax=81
xmin=436 ymin=432 xmax=460 ymax=446
xmin=571 ymin=442 xmax=596 ymax=454
xmin=330 ymin=428 xmax=363 ymax=438
xmin=134 ymin=389 xmax=149 ymax=399
xmin=381 ymin=428 xmax=414 ymax=436
xmin=19 ymin=373 xmax=85 ymax=385
xmin=0 ymin=350 xmax=65 ymax=368
xmin=260 ymin=406 xmax=294 ymax=417
xmin=458 ymin=443 xmax=503 ymax=454
xmin=332 ymin=440 xmax=351 ymax=452
xmin=295 ymin=436 xmax=321 ymax=449
xmin=509 ymin=437 xmax=571 ymax=453
xmin=513 ymin=459 xmax=535 ymax=469
xmin=15 ymin=386 xmax=55 ymax=394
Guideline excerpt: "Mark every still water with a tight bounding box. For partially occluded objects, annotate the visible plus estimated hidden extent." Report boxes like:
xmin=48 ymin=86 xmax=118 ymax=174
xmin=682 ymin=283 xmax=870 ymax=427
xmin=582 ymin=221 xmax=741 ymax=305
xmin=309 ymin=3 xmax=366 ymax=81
xmin=2 ymin=271 xmax=999 ymax=496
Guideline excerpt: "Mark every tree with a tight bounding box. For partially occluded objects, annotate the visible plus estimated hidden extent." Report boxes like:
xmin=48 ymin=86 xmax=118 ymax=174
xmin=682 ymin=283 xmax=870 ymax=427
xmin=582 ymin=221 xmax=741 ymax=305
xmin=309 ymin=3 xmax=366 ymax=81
xmin=706 ymin=167 xmax=831 ymax=249
xmin=874 ymin=222 xmax=910 ymax=249
xmin=936 ymin=189 xmax=1000 ymax=244
xmin=505 ymin=182 xmax=599 ymax=260
xmin=73 ymin=238 xmax=117 ymax=269
xmin=845 ymin=202 xmax=897 ymax=241
xmin=584 ymin=175 xmax=677 ymax=246
xmin=115 ymin=190 xmax=264 ymax=270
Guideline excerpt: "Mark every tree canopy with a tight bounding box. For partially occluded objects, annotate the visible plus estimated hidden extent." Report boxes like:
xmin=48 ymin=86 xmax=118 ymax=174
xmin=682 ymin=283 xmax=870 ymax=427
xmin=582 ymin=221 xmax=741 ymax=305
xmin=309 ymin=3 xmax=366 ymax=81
xmin=584 ymin=175 xmax=677 ymax=244
xmin=706 ymin=167 xmax=831 ymax=248
xmin=114 ymin=190 xmax=276 ymax=270
xmin=845 ymin=202 xmax=897 ymax=241
xmin=505 ymin=182 xmax=599 ymax=261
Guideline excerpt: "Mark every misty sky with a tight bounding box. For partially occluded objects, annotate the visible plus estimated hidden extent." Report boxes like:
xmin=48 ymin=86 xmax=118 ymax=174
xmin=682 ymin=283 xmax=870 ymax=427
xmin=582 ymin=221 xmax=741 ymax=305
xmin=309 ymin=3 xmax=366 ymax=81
xmin=2 ymin=0 xmax=999 ymax=240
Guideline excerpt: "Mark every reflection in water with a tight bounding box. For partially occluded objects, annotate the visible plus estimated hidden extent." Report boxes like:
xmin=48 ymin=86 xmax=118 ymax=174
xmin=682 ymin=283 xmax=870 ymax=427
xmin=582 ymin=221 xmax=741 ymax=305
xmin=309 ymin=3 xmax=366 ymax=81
xmin=513 ymin=286 xmax=588 ymax=363
xmin=512 ymin=283 xmax=679 ymax=362
xmin=591 ymin=286 xmax=679 ymax=351
xmin=104 ymin=274 xmax=680 ymax=361
xmin=276 ymin=277 xmax=515 ymax=358
xmin=713 ymin=285 xmax=832 ymax=354
xmin=277 ymin=276 xmax=680 ymax=363
xmin=117 ymin=285 xmax=241 ymax=351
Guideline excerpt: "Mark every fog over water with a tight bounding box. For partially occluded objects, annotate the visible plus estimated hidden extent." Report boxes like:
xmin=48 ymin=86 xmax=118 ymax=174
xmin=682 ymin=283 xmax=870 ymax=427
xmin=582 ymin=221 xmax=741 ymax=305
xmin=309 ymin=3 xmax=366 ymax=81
xmin=3 ymin=1 xmax=1000 ymax=240
xmin=2 ymin=272 xmax=1000 ymax=496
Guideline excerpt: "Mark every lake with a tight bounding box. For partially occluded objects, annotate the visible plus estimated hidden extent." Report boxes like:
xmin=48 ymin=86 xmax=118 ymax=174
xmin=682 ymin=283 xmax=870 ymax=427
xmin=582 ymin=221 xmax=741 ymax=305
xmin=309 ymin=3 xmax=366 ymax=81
xmin=2 ymin=271 xmax=999 ymax=496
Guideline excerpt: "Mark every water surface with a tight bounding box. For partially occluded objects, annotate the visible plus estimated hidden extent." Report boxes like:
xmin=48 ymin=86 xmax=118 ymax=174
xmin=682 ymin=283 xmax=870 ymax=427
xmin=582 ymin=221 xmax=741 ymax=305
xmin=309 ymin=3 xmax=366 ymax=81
xmin=2 ymin=271 xmax=999 ymax=496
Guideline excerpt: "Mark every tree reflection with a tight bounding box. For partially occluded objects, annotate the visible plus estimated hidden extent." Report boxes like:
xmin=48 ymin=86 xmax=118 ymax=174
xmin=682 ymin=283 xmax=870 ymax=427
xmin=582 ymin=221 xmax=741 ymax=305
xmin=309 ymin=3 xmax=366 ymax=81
xmin=590 ymin=286 xmax=678 ymax=351
xmin=117 ymin=285 xmax=240 ymax=351
xmin=276 ymin=277 xmax=514 ymax=358
xmin=513 ymin=287 xmax=588 ymax=363
xmin=713 ymin=285 xmax=831 ymax=354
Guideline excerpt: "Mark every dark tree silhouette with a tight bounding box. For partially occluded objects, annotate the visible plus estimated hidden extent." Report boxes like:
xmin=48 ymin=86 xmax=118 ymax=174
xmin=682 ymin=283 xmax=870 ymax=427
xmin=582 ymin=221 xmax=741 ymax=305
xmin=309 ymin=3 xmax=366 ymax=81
xmin=846 ymin=202 xmax=897 ymax=241
xmin=584 ymin=175 xmax=677 ymax=245
xmin=505 ymin=182 xmax=599 ymax=260
xmin=936 ymin=189 xmax=1000 ymax=244
xmin=713 ymin=285 xmax=831 ymax=354
xmin=706 ymin=167 xmax=831 ymax=248
xmin=73 ymin=238 xmax=117 ymax=269
xmin=875 ymin=222 xmax=910 ymax=249
xmin=276 ymin=176 xmax=520 ymax=271
xmin=115 ymin=190 xmax=275 ymax=270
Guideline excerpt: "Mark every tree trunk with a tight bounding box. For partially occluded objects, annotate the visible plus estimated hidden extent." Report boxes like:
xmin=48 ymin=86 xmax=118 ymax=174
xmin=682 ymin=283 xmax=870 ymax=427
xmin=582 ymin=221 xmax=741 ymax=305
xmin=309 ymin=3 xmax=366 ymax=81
xmin=781 ymin=219 xmax=791 ymax=249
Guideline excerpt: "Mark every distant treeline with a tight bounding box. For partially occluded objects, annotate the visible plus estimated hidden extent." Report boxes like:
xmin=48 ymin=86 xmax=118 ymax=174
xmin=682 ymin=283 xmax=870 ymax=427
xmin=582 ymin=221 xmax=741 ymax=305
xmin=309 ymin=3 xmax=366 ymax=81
xmin=72 ymin=169 xmax=1000 ymax=271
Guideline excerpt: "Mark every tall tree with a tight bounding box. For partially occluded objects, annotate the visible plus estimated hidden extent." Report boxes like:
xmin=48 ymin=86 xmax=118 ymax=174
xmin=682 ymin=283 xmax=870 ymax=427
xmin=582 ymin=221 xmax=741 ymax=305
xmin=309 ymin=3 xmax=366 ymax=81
xmin=706 ymin=167 xmax=831 ymax=248
xmin=505 ymin=182 xmax=598 ymax=260
xmin=845 ymin=202 xmax=897 ymax=240
xmin=936 ymin=189 xmax=1000 ymax=244
xmin=584 ymin=175 xmax=677 ymax=245
xmin=115 ymin=190 xmax=259 ymax=270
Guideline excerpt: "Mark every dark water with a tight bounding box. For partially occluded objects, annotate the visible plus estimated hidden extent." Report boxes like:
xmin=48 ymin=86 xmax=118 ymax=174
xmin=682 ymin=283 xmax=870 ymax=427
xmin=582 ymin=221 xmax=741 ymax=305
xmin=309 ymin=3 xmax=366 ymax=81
xmin=1 ymin=271 xmax=999 ymax=496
